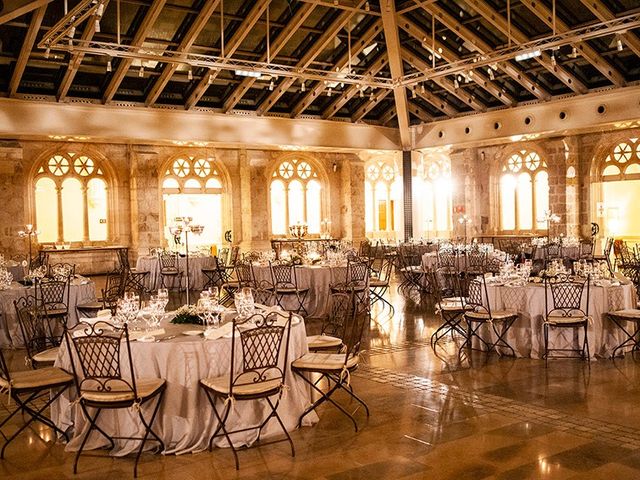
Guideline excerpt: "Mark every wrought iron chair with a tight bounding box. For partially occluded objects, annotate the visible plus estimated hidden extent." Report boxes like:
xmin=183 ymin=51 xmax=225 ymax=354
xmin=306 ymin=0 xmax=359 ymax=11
xmin=606 ymin=309 xmax=640 ymax=358
xmin=221 ymin=261 xmax=257 ymax=305
xmin=118 ymin=248 xmax=150 ymax=296
xmin=462 ymin=275 xmax=517 ymax=357
xmin=157 ymin=251 xmax=183 ymax=292
xmin=543 ymin=273 xmax=591 ymax=366
xmin=544 ymin=243 xmax=563 ymax=266
xmin=29 ymin=251 xmax=49 ymax=271
xmin=0 ymin=346 xmax=72 ymax=458
xmin=202 ymin=256 xmax=230 ymax=292
xmin=34 ymin=277 xmax=70 ymax=325
xmin=270 ymin=263 xmax=310 ymax=315
xmin=369 ymin=256 xmax=395 ymax=313
xmin=293 ymin=297 xmax=370 ymax=432
xmin=64 ymin=321 xmax=166 ymax=477
xmin=307 ymin=291 xmax=353 ymax=352
xmin=199 ymin=311 xmax=294 ymax=470
xmin=76 ymin=270 xmax=126 ymax=317
xmin=465 ymin=251 xmax=487 ymax=275
xmin=429 ymin=269 xmax=470 ymax=348
xmin=48 ymin=262 xmax=76 ymax=280
xmin=330 ymin=259 xmax=370 ymax=313
xmin=14 ymin=295 xmax=61 ymax=368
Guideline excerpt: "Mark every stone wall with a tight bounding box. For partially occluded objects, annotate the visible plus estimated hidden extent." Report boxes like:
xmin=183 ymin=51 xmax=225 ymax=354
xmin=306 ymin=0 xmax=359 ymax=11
xmin=0 ymin=140 xmax=367 ymax=267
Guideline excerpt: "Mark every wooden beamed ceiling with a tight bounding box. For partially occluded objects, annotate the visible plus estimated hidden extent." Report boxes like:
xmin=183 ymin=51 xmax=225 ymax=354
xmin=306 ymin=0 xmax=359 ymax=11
xmin=0 ymin=0 xmax=639 ymax=133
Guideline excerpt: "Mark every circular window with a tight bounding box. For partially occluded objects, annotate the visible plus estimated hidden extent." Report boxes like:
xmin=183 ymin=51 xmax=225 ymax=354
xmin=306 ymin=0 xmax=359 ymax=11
xmin=297 ymin=161 xmax=312 ymax=179
xmin=278 ymin=161 xmax=294 ymax=179
xmin=366 ymin=165 xmax=380 ymax=181
xmin=193 ymin=158 xmax=211 ymax=177
xmin=73 ymin=156 xmax=95 ymax=176
xmin=614 ymin=143 xmax=632 ymax=163
xmin=381 ymin=164 xmax=395 ymax=181
xmin=48 ymin=155 xmax=70 ymax=176
xmin=172 ymin=158 xmax=190 ymax=177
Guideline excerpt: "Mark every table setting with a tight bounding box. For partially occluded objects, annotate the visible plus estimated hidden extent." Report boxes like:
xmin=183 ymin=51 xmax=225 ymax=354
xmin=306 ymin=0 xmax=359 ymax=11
xmin=0 ymin=271 xmax=96 ymax=347
xmin=52 ymin=286 xmax=317 ymax=456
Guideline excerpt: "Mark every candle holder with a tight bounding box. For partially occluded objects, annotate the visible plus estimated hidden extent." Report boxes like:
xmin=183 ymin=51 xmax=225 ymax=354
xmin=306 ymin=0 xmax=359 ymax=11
xmin=17 ymin=224 xmax=39 ymax=267
xmin=538 ymin=210 xmax=561 ymax=244
xmin=289 ymin=223 xmax=308 ymax=239
xmin=458 ymin=215 xmax=471 ymax=245
xmin=170 ymin=216 xmax=204 ymax=305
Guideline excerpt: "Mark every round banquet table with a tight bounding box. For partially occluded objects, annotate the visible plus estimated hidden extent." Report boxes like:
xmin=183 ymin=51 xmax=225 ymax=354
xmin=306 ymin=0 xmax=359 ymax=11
xmin=421 ymin=251 xmax=508 ymax=270
xmin=533 ymin=245 xmax=581 ymax=261
xmin=0 ymin=277 xmax=96 ymax=348
xmin=251 ymin=263 xmax=361 ymax=318
xmin=481 ymin=280 xmax=637 ymax=358
xmin=52 ymin=311 xmax=317 ymax=456
xmin=135 ymin=255 xmax=217 ymax=291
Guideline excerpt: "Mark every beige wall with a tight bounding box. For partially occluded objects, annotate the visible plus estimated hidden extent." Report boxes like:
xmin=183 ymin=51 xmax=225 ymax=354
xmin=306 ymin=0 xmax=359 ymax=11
xmin=0 ymin=140 xmax=368 ymax=260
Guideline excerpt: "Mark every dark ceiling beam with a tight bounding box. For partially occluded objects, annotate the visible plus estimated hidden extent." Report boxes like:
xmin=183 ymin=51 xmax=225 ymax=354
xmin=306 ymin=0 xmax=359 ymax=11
xmin=145 ymin=0 xmax=220 ymax=106
xmin=8 ymin=6 xmax=46 ymax=96
xmin=381 ymin=0 xmax=411 ymax=149
xmin=102 ymin=0 xmax=167 ymax=104
xmin=351 ymin=88 xmax=391 ymax=122
xmin=322 ymin=54 xmax=388 ymax=119
xmin=290 ymin=19 xmax=383 ymax=118
xmin=407 ymin=100 xmax=433 ymax=123
xmin=424 ymin=2 xmax=555 ymax=100
xmin=256 ymin=1 xmax=366 ymax=116
xmin=379 ymin=105 xmax=397 ymax=126
xmin=400 ymin=48 xmax=463 ymax=117
xmin=221 ymin=3 xmax=315 ymax=113
xmin=185 ymin=0 xmax=269 ymax=110
xmin=518 ymin=0 xmax=625 ymax=87
xmin=459 ymin=0 xmax=586 ymax=95
xmin=578 ymin=0 xmax=640 ymax=59
xmin=399 ymin=15 xmax=515 ymax=107
xmin=0 ymin=0 xmax=51 ymax=25
xmin=57 ymin=2 xmax=109 ymax=101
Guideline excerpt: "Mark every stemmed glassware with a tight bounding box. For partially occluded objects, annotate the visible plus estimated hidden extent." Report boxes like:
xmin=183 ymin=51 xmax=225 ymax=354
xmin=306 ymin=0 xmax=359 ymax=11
xmin=234 ymin=287 xmax=255 ymax=318
xmin=157 ymin=288 xmax=169 ymax=310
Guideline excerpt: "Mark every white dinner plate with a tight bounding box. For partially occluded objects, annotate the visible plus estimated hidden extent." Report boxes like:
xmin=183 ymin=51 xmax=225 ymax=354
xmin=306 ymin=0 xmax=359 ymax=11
xmin=137 ymin=335 xmax=156 ymax=342
xmin=182 ymin=330 xmax=204 ymax=336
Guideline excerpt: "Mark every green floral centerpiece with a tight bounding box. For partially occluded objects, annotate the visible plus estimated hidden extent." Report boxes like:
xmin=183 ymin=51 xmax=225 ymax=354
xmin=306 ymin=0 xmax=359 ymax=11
xmin=170 ymin=305 xmax=203 ymax=325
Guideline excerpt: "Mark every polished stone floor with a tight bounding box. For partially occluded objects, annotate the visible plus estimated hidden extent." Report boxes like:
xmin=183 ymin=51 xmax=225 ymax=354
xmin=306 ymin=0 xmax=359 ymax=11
xmin=2 ymin=280 xmax=640 ymax=479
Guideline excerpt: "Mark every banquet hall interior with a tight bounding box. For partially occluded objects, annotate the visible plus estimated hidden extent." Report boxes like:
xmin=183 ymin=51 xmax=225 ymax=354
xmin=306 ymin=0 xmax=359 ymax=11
xmin=1 ymin=0 xmax=640 ymax=478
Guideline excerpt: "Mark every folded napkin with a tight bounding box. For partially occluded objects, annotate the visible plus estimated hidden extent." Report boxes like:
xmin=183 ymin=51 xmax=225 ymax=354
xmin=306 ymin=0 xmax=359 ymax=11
xmin=130 ymin=328 xmax=165 ymax=342
xmin=204 ymin=322 xmax=233 ymax=340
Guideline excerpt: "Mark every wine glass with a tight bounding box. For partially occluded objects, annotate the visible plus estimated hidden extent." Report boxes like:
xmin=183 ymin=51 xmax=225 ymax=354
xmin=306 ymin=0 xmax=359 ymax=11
xmin=157 ymin=288 xmax=169 ymax=310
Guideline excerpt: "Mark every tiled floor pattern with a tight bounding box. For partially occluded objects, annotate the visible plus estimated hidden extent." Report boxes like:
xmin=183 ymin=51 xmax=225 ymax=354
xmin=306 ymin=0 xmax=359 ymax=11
xmin=354 ymin=362 xmax=640 ymax=450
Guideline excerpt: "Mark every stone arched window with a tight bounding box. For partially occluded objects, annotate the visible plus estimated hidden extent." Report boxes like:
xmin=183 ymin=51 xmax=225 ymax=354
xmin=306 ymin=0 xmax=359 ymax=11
xmin=33 ymin=152 xmax=110 ymax=243
xmin=599 ymin=139 xmax=640 ymax=181
xmin=499 ymin=149 xmax=549 ymax=232
xmin=595 ymin=137 xmax=640 ymax=238
xmin=364 ymin=158 xmax=402 ymax=235
xmin=161 ymin=155 xmax=225 ymax=246
xmin=415 ymin=155 xmax=452 ymax=236
xmin=270 ymin=158 xmax=324 ymax=236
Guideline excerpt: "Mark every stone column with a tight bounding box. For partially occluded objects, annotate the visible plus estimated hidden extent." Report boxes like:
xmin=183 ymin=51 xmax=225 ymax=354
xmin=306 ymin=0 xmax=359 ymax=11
xmin=546 ymin=139 xmax=568 ymax=237
xmin=238 ymin=149 xmax=254 ymax=250
xmin=340 ymin=155 xmax=366 ymax=245
xmin=129 ymin=145 xmax=161 ymax=260
xmin=0 ymin=142 xmax=26 ymax=257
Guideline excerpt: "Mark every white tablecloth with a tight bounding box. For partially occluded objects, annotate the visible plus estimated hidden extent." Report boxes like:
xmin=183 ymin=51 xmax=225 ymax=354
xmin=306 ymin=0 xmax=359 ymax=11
xmin=0 ymin=278 xmax=96 ymax=347
xmin=483 ymin=281 xmax=636 ymax=358
xmin=251 ymin=264 xmax=357 ymax=318
xmin=52 ymin=315 xmax=317 ymax=455
xmin=136 ymin=256 xmax=217 ymax=291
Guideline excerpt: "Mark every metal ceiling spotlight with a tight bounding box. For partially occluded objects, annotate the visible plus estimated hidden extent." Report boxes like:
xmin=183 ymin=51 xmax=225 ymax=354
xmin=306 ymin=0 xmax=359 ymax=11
xmin=327 ymin=88 xmax=332 ymax=96
xmin=454 ymin=78 xmax=459 ymax=89
xmin=138 ymin=64 xmax=144 ymax=77
xmin=421 ymin=83 xmax=425 ymax=93
xmin=106 ymin=58 xmax=112 ymax=72
xmin=269 ymin=79 xmax=274 ymax=91
xmin=301 ymin=80 xmax=305 ymax=92
xmin=365 ymin=1 xmax=370 ymax=12
xmin=412 ymin=88 xmax=416 ymax=99
xmin=488 ymin=67 xmax=495 ymax=80
xmin=94 ymin=1 xmax=104 ymax=32
xmin=359 ymin=88 xmax=364 ymax=98
xmin=187 ymin=68 xmax=193 ymax=80
xmin=617 ymin=35 xmax=624 ymax=51
xmin=550 ymin=52 xmax=556 ymax=66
